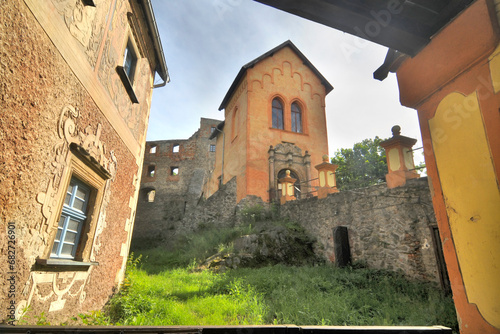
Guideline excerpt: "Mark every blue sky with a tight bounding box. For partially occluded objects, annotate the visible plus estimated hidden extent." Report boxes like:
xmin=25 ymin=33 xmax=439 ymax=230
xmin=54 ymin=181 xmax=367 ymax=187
xmin=149 ymin=0 xmax=423 ymax=163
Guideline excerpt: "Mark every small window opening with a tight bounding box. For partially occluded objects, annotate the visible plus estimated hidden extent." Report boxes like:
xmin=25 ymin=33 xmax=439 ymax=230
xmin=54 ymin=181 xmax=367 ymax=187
xmin=171 ymin=167 xmax=179 ymax=176
xmin=210 ymin=144 xmax=216 ymax=152
xmin=172 ymin=144 xmax=179 ymax=153
xmin=147 ymin=190 xmax=156 ymax=203
xmin=211 ymin=127 xmax=216 ymax=134
xmin=147 ymin=165 xmax=155 ymax=177
xmin=149 ymin=145 xmax=157 ymax=154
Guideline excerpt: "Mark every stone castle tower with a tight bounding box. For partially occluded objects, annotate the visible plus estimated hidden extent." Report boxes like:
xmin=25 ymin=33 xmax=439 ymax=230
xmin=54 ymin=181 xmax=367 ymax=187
xmin=206 ymin=40 xmax=333 ymax=203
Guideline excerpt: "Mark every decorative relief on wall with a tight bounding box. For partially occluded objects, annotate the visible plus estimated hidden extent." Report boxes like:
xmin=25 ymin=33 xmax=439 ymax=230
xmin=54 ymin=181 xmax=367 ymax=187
xmin=36 ymin=105 xmax=116 ymax=234
xmin=96 ymin=0 xmax=151 ymax=141
xmin=20 ymin=104 xmax=118 ymax=317
xmin=90 ymin=150 xmax=117 ymax=261
xmin=248 ymin=61 xmax=324 ymax=104
xmin=17 ymin=269 xmax=92 ymax=319
xmin=51 ymin=0 xmax=105 ymax=67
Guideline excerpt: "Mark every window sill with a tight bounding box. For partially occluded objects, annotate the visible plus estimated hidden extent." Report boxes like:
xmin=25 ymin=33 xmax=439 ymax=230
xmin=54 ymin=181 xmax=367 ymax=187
xmin=36 ymin=258 xmax=99 ymax=269
xmin=269 ymin=127 xmax=307 ymax=135
xmin=116 ymin=66 xmax=139 ymax=104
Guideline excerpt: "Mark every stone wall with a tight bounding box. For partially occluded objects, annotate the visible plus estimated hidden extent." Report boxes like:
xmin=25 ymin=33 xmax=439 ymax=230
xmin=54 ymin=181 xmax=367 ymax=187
xmin=133 ymin=172 xmax=442 ymax=284
xmin=133 ymin=118 xmax=221 ymax=242
xmin=280 ymin=177 xmax=441 ymax=283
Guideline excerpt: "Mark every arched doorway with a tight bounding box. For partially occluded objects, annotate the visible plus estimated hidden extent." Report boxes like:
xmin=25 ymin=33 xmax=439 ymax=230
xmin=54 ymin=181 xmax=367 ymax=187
xmin=277 ymin=169 xmax=301 ymax=199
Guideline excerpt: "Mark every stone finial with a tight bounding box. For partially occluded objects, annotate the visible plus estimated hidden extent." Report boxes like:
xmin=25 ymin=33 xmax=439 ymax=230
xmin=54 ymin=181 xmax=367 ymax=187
xmin=391 ymin=125 xmax=401 ymax=137
xmin=322 ymin=154 xmax=329 ymax=162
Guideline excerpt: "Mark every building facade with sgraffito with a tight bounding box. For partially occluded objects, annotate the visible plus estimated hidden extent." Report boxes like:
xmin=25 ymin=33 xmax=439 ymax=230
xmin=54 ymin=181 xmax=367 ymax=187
xmin=0 ymin=0 xmax=168 ymax=323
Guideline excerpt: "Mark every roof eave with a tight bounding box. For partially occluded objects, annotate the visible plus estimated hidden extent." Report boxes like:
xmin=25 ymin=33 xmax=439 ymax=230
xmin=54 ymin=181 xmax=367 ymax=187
xmin=219 ymin=40 xmax=333 ymax=111
xmin=141 ymin=0 xmax=170 ymax=84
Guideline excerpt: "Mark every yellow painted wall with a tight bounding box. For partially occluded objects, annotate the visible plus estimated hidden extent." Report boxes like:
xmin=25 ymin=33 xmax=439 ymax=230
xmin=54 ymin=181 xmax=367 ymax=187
xmin=395 ymin=2 xmax=500 ymax=331
xmin=429 ymin=91 xmax=500 ymax=328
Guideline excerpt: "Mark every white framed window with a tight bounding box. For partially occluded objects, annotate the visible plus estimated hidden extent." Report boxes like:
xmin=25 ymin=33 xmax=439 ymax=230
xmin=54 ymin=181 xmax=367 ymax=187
xmin=210 ymin=144 xmax=216 ymax=152
xmin=51 ymin=177 xmax=91 ymax=259
xmin=41 ymin=145 xmax=109 ymax=266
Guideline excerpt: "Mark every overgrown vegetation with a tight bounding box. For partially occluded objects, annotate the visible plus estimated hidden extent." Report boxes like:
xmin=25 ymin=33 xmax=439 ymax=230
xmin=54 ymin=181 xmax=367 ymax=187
xmin=102 ymin=257 xmax=457 ymax=330
xmin=103 ymin=209 xmax=458 ymax=331
xmin=52 ymin=205 xmax=456 ymax=331
xmin=130 ymin=224 xmax=256 ymax=273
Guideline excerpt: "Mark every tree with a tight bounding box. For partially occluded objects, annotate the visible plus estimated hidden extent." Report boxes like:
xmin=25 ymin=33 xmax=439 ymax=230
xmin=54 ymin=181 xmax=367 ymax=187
xmin=330 ymin=137 xmax=388 ymax=190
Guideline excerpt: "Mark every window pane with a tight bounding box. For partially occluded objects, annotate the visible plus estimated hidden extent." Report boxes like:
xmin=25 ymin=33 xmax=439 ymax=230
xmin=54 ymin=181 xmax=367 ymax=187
xmin=51 ymin=176 xmax=91 ymax=259
xmin=73 ymin=198 xmax=86 ymax=211
xmin=55 ymin=229 xmax=62 ymax=242
xmin=66 ymin=183 xmax=74 ymax=195
xmin=272 ymin=99 xmax=283 ymax=129
xmin=76 ymin=187 xmax=87 ymax=201
xmin=67 ymin=218 xmax=80 ymax=232
xmin=58 ymin=215 xmax=67 ymax=228
xmin=61 ymin=244 xmax=74 ymax=256
xmin=64 ymin=231 xmax=77 ymax=244
xmin=51 ymin=242 xmax=60 ymax=255
xmin=64 ymin=192 xmax=72 ymax=205
xmin=291 ymin=103 xmax=302 ymax=133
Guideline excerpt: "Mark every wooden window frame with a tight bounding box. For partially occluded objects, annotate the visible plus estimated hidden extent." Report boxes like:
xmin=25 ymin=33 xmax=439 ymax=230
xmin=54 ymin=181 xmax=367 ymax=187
xmin=272 ymin=98 xmax=284 ymax=130
xmin=291 ymin=102 xmax=303 ymax=133
xmin=116 ymin=33 xmax=141 ymax=104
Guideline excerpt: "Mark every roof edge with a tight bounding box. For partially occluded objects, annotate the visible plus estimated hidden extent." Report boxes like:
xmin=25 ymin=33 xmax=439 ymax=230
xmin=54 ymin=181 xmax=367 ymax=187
xmin=141 ymin=0 xmax=170 ymax=83
xmin=219 ymin=40 xmax=333 ymax=110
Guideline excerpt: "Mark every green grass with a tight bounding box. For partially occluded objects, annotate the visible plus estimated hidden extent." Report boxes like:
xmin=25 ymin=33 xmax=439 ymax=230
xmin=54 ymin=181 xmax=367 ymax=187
xmin=105 ymin=257 xmax=457 ymax=330
xmin=113 ymin=215 xmax=458 ymax=330
xmin=107 ymin=267 xmax=265 ymax=325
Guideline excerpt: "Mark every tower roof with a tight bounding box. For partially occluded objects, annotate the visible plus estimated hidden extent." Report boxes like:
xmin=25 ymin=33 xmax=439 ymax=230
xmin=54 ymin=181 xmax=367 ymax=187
xmin=219 ymin=40 xmax=333 ymax=111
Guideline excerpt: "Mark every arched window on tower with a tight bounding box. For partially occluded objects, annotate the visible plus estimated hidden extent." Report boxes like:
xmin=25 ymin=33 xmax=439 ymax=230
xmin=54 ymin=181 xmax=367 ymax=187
xmin=291 ymin=102 xmax=302 ymax=133
xmin=272 ymin=98 xmax=284 ymax=130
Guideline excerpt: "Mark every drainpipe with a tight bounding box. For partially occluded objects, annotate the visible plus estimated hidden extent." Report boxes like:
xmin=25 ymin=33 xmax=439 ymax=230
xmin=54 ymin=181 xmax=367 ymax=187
xmin=141 ymin=0 xmax=170 ymax=88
